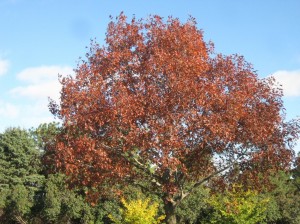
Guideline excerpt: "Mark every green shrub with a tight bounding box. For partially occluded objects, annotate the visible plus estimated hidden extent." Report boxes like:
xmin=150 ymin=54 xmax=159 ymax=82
xmin=109 ymin=197 xmax=165 ymax=224
xmin=208 ymin=185 xmax=268 ymax=224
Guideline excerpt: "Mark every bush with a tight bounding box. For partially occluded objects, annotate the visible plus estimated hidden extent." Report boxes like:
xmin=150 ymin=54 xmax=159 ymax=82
xmin=109 ymin=197 xmax=165 ymax=224
xmin=208 ymin=185 xmax=269 ymax=224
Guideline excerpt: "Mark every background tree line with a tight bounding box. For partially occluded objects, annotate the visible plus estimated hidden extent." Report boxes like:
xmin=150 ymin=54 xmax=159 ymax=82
xmin=0 ymin=123 xmax=299 ymax=223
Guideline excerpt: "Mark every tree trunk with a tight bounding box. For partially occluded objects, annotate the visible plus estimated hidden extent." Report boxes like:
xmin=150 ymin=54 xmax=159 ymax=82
xmin=164 ymin=200 xmax=177 ymax=224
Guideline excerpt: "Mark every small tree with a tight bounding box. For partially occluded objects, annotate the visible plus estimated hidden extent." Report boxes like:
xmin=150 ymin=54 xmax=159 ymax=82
xmin=208 ymin=185 xmax=269 ymax=224
xmin=109 ymin=197 xmax=165 ymax=224
xmin=48 ymin=13 xmax=299 ymax=224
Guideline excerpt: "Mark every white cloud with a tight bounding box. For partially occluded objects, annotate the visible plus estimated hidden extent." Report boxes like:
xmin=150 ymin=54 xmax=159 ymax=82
xmin=0 ymin=99 xmax=58 ymax=132
xmin=0 ymin=59 xmax=10 ymax=76
xmin=0 ymin=101 xmax=20 ymax=119
xmin=272 ymin=70 xmax=300 ymax=97
xmin=18 ymin=100 xmax=60 ymax=128
xmin=11 ymin=81 xmax=62 ymax=101
xmin=10 ymin=65 xmax=73 ymax=101
xmin=16 ymin=66 xmax=72 ymax=83
xmin=0 ymin=65 xmax=73 ymax=131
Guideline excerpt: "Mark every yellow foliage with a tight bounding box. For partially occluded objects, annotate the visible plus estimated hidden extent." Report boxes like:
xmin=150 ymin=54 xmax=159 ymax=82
xmin=109 ymin=197 xmax=165 ymax=224
xmin=208 ymin=185 xmax=269 ymax=224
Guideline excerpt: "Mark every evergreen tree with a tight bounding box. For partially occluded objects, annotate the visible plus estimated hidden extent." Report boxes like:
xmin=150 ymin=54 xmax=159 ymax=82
xmin=0 ymin=128 xmax=44 ymax=223
xmin=264 ymin=171 xmax=300 ymax=224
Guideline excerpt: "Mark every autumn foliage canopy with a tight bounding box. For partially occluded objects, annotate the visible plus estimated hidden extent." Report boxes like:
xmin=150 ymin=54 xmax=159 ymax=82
xmin=48 ymin=13 xmax=299 ymax=211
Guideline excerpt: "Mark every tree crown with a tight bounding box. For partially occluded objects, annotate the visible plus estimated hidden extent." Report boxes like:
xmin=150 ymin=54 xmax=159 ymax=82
xmin=49 ymin=13 xmax=299 ymax=198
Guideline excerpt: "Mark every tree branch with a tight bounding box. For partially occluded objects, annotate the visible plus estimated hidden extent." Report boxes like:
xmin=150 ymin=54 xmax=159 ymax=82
xmin=101 ymin=143 xmax=163 ymax=187
xmin=180 ymin=163 xmax=234 ymax=202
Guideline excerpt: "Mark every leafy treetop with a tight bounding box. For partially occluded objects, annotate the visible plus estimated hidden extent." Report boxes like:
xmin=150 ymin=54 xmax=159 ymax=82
xmin=48 ymin=13 xmax=299 ymax=224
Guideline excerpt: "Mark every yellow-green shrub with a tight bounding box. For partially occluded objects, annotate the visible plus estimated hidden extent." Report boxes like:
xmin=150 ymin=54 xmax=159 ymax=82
xmin=208 ymin=185 xmax=269 ymax=224
xmin=109 ymin=197 xmax=165 ymax=224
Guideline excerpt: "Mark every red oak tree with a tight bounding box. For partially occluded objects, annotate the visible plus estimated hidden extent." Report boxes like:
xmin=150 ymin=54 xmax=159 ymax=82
xmin=48 ymin=14 xmax=299 ymax=223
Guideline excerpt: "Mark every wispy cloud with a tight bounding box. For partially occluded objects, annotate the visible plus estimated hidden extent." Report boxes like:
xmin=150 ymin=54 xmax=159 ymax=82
xmin=272 ymin=70 xmax=300 ymax=97
xmin=0 ymin=101 xmax=19 ymax=119
xmin=10 ymin=65 xmax=73 ymax=101
xmin=0 ymin=59 xmax=10 ymax=76
xmin=1 ymin=65 xmax=73 ymax=131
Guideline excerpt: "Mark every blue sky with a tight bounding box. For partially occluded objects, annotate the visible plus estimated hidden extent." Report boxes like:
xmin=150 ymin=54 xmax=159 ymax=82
xmin=0 ymin=0 xmax=300 ymax=151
